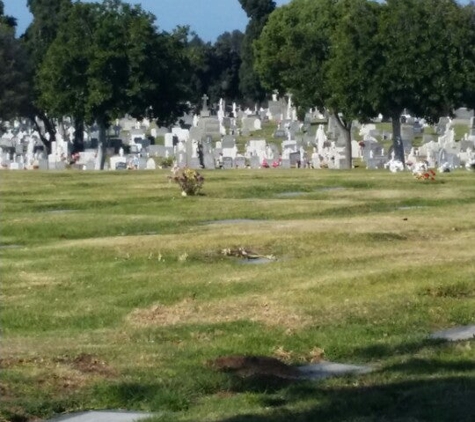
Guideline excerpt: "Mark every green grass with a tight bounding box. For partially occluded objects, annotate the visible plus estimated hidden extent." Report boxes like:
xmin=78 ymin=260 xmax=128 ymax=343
xmin=1 ymin=169 xmax=475 ymax=422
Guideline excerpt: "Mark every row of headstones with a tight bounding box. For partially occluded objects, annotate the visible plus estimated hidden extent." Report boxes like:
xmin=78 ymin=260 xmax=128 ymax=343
xmin=358 ymin=137 xmax=475 ymax=170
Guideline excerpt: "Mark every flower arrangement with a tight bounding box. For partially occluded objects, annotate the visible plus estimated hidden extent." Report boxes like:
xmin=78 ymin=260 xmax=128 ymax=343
xmin=170 ymin=167 xmax=204 ymax=196
xmin=414 ymin=169 xmax=436 ymax=181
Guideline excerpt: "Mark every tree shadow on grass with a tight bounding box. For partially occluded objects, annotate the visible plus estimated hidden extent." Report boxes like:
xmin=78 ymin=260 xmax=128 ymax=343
xmin=219 ymin=374 xmax=475 ymax=422
xmin=216 ymin=339 xmax=475 ymax=422
xmin=92 ymin=381 xmax=192 ymax=413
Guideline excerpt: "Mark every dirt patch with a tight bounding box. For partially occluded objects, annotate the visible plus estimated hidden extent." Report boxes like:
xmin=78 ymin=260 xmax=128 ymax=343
xmin=0 ymin=356 xmax=46 ymax=368
xmin=209 ymin=355 xmax=301 ymax=379
xmin=54 ymin=353 xmax=116 ymax=377
xmin=36 ymin=371 xmax=89 ymax=392
xmin=127 ymin=295 xmax=309 ymax=330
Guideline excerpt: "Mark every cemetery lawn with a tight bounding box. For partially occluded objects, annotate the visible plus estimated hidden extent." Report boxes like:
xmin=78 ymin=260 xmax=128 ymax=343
xmin=1 ymin=169 xmax=475 ymax=422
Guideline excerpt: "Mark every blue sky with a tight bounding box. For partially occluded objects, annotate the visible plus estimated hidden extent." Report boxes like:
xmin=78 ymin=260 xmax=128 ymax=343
xmin=4 ymin=0 xmax=291 ymax=40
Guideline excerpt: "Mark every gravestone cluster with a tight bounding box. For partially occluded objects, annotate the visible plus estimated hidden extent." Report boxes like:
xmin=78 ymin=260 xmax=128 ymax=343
xmin=1 ymin=96 xmax=474 ymax=172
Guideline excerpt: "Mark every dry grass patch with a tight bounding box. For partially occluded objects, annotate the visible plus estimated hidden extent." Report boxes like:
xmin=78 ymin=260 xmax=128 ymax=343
xmin=1 ymin=353 xmax=116 ymax=378
xmin=127 ymin=295 xmax=310 ymax=330
xmin=5 ymin=271 xmax=62 ymax=289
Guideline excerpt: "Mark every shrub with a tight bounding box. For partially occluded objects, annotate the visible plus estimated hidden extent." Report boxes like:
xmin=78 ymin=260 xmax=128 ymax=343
xmin=171 ymin=167 xmax=204 ymax=196
xmin=159 ymin=156 xmax=175 ymax=168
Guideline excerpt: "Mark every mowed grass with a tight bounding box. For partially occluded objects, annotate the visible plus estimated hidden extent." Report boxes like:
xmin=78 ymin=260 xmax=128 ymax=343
xmin=1 ymin=169 xmax=474 ymax=422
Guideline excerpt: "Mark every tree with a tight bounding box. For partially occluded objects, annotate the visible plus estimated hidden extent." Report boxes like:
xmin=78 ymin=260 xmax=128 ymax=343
xmin=255 ymin=0 xmax=364 ymax=166
xmin=23 ymin=0 xmax=72 ymax=153
xmin=209 ymin=30 xmax=244 ymax=103
xmin=183 ymin=34 xmax=213 ymax=107
xmin=0 ymin=3 xmax=29 ymax=123
xmin=239 ymin=0 xmax=276 ymax=104
xmin=255 ymin=0 xmax=336 ymax=108
xmin=374 ymin=0 xmax=474 ymax=163
xmin=37 ymin=0 xmax=189 ymax=168
xmin=183 ymin=30 xmax=244 ymax=108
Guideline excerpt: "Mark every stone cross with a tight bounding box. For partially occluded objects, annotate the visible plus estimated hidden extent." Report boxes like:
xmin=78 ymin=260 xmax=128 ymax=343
xmin=202 ymin=94 xmax=209 ymax=112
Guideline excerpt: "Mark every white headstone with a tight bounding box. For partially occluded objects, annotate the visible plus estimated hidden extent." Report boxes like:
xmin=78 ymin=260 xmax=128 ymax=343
xmin=146 ymin=158 xmax=156 ymax=170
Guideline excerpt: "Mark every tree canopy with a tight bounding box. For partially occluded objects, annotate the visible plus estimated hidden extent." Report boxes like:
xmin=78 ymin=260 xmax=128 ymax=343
xmin=183 ymin=30 xmax=244 ymax=107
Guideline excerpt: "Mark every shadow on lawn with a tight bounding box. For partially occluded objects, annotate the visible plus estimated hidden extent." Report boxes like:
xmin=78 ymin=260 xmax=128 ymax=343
xmin=216 ymin=340 xmax=475 ymax=422
xmin=219 ymin=369 xmax=475 ymax=422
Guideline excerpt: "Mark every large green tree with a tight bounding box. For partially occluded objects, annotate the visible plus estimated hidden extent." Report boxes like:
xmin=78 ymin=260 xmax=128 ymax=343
xmin=374 ymin=0 xmax=474 ymax=163
xmin=239 ymin=0 xmax=276 ymax=104
xmin=255 ymin=0 xmax=366 ymax=168
xmin=255 ymin=0 xmax=336 ymax=110
xmin=37 ymin=0 xmax=189 ymax=168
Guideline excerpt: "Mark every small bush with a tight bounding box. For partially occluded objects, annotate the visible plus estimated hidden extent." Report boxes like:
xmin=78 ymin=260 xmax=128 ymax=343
xmin=158 ymin=156 xmax=175 ymax=168
xmin=171 ymin=167 xmax=204 ymax=196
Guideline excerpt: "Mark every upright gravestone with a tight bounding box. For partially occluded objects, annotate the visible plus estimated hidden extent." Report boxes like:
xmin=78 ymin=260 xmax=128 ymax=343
xmin=400 ymin=124 xmax=415 ymax=142
xmin=138 ymin=158 xmax=147 ymax=170
xmin=85 ymin=160 xmax=95 ymax=171
xmin=437 ymin=117 xmax=450 ymax=135
xmin=202 ymin=138 xmax=215 ymax=169
xmin=189 ymin=126 xmax=203 ymax=142
xmin=222 ymin=157 xmax=234 ymax=169
xmin=200 ymin=94 xmax=210 ymax=118
xmin=38 ymin=159 xmax=49 ymax=170
xmin=249 ymin=156 xmax=260 ymax=169
xmin=201 ymin=119 xmax=221 ymax=139
xmin=235 ymin=156 xmax=246 ymax=168
xmin=289 ymin=152 xmax=301 ymax=168
xmin=280 ymin=159 xmax=291 ymax=169
xmin=268 ymin=101 xmax=283 ymax=121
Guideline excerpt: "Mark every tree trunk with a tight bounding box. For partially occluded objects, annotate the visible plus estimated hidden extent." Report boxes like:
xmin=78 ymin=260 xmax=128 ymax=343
xmin=391 ymin=115 xmax=405 ymax=165
xmin=29 ymin=109 xmax=56 ymax=155
xmin=334 ymin=113 xmax=352 ymax=169
xmin=73 ymin=118 xmax=85 ymax=153
xmin=97 ymin=118 xmax=108 ymax=170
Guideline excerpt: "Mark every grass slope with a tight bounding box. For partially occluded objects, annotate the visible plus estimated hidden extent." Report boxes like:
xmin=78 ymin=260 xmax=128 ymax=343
xmin=1 ymin=169 xmax=474 ymax=422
